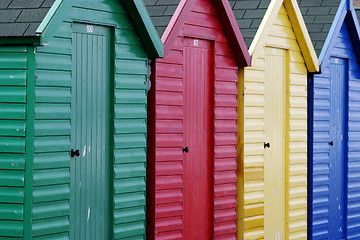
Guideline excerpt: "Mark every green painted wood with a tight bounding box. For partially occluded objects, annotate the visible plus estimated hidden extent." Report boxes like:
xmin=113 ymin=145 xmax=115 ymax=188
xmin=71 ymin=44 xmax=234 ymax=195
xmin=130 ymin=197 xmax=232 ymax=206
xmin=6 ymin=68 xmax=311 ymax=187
xmin=0 ymin=45 xmax=29 ymax=239
xmin=70 ymin=23 xmax=112 ymax=240
xmin=24 ymin=45 xmax=36 ymax=240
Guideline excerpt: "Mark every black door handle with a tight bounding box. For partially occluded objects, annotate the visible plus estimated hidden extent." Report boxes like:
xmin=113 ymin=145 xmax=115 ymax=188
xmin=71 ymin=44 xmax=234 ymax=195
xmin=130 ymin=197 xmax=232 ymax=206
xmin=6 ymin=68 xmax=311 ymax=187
xmin=183 ymin=147 xmax=189 ymax=153
xmin=329 ymin=141 xmax=334 ymax=146
xmin=71 ymin=149 xmax=80 ymax=157
xmin=264 ymin=142 xmax=270 ymax=149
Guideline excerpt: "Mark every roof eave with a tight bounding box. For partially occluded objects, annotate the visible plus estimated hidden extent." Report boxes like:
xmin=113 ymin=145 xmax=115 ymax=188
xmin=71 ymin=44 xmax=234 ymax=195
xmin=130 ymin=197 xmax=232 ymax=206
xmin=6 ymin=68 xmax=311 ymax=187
xmin=318 ymin=0 xmax=347 ymax=63
xmin=284 ymin=0 xmax=319 ymax=72
xmin=0 ymin=36 xmax=41 ymax=45
xmin=123 ymin=0 xmax=164 ymax=58
xmin=213 ymin=0 xmax=251 ymax=67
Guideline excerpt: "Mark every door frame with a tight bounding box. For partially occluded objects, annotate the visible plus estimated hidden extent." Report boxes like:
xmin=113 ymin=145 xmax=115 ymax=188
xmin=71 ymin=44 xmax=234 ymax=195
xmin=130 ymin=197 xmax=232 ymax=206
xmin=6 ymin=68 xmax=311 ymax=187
xmin=70 ymin=21 xmax=115 ymax=240
xmin=264 ymin=46 xmax=290 ymax=239
xmin=329 ymin=56 xmax=349 ymax=237
xmin=182 ymin=36 xmax=215 ymax=238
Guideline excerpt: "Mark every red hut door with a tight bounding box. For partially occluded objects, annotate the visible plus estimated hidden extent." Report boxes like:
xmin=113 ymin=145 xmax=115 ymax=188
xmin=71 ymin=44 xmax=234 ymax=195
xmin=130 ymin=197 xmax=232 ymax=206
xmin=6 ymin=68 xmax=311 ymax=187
xmin=183 ymin=38 xmax=213 ymax=238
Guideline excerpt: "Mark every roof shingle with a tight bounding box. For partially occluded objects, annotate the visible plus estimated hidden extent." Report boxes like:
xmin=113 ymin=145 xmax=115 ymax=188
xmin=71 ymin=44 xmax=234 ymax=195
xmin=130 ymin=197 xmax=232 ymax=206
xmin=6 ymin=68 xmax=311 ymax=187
xmin=230 ymin=0 xmax=270 ymax=48
xmin=143 ymin=0 xmax=181 ymax=37
xmin=0 ymin=0 xmax=55 ymax=37
xmin=298 ymin=0 xmax=342 ymax=56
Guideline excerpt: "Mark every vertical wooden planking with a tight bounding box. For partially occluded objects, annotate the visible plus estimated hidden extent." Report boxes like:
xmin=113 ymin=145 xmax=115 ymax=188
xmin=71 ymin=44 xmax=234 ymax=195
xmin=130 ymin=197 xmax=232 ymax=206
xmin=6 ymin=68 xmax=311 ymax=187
xmin=70 ymin=25 xmax=111 ymax=240
xmin=183 ymin=39 xmax=212 ymax=239
xmin=264 ymin=48 xmax=287 ymax=239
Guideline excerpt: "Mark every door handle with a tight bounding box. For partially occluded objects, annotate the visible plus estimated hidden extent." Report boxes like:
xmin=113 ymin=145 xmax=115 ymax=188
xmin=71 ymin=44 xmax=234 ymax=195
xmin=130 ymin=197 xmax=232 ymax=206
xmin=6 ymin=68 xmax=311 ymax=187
xmin=71 ymin=149 xmax=80 ymax=157
xmin=264 ymin=142 xmax=270 ymax=149
xmin=329 ymin=141 xmax=334 ymax=146
xmin=183 ymin=147 xmax=189 ymax=153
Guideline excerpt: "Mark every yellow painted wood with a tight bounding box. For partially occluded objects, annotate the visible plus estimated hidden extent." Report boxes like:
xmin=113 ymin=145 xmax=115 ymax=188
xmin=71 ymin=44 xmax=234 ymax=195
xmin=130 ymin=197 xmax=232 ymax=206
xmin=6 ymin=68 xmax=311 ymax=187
xmin=264 ymin=47 xmax=287 ymax=240
xmin=237 ymin=2 xmax=316 ymax=239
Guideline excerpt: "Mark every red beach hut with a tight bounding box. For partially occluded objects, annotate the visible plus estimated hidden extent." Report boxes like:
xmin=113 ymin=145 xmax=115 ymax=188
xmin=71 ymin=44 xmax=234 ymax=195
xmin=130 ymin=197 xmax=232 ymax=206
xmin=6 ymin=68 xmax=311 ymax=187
xmin=144 ymin=0 xmax=250 ymax=238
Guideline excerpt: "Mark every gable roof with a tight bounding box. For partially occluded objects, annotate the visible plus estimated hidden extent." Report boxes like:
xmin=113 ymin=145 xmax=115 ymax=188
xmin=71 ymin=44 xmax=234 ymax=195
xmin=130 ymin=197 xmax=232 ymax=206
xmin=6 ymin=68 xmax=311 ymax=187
xmin=144 ymin=0 xmax=251 ymax=66
xmin=231 ymin=0 xmax=319 ymax=72
xmin=0 ymin=0 xmax=163 ymax=58
xmin=298 ymin=0 xmax=342 ymax=56
xmin=0 ymin=0 xmax=56 ymax=37
xmin=311 ymin=0 xmax=360 ymax=63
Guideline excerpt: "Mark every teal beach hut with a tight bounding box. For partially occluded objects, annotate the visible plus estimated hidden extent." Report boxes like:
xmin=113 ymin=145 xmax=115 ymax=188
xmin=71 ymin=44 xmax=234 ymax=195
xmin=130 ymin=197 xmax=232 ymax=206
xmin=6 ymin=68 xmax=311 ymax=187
xmin=0 ymin=0 xmax=163 ymax=239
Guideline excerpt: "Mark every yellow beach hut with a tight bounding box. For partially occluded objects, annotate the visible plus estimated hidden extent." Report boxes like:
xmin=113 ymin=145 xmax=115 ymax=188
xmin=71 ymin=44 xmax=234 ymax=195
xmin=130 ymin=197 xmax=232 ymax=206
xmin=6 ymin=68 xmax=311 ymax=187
xmin=232 ymin=0 xmax=319 ymax=239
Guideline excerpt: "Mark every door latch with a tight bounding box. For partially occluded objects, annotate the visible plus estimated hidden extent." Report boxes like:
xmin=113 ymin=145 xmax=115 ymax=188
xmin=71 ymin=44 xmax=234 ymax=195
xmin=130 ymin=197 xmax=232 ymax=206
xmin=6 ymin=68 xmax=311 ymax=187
xmin=264 ymin=142 xmax=270 ymax=149
xmin=71 ymin=149 xmax=80 ymax=157
xmin=329 ymin=141 xmax=334 ymax=146
xmin=183 ymin=147 xmax=189 ymax=153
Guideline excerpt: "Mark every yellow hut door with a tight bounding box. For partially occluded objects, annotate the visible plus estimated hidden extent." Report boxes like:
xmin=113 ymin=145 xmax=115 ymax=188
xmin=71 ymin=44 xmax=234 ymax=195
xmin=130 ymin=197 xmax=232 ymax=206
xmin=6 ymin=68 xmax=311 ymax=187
xmin=264 ymin=47 xmax=288 ymax=239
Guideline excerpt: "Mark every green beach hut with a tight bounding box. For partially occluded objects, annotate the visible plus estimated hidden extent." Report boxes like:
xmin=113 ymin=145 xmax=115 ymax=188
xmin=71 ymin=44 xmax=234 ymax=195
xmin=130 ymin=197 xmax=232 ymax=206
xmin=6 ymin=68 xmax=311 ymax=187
xmin=0 ymin=0 xmax=163 ymax=239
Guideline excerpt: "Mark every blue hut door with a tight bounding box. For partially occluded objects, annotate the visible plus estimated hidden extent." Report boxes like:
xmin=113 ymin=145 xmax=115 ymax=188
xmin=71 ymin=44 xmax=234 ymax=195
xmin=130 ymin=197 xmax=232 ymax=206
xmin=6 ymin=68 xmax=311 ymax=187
xmin=70 ymin=23 xmax=112 ymax=239
xmin=329 ymin=57 xmax=347 ymax=238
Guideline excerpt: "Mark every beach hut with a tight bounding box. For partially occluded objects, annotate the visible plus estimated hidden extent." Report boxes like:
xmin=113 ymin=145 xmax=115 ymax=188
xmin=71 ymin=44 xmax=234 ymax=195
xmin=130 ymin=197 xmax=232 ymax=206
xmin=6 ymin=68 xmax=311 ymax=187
xmin=143 ymin=0 xmax=250 ymax=238
xmin=232 ymin=0 xmax=319 ymax=238
xmin=0 ymin=0 xmax=163 ymax=239
xmin=300 ymin=0 xmax=360 ymax=238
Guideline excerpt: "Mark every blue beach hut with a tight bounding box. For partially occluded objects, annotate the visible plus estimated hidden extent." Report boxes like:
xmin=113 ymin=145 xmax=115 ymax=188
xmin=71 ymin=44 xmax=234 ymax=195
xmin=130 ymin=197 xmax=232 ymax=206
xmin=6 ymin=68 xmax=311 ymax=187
xmin=300 ymin=0 xmax=360 ymax=238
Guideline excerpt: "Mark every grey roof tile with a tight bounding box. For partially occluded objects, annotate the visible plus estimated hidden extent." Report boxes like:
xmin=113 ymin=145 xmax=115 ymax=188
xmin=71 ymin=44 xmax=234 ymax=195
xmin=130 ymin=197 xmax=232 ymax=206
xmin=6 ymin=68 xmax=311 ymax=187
xmin=0 ymin=9 xmax=21 ymax=23
xmin=300 ymin=0 xmax=342 ymax=56
xmin=0 ymin=22 xmax=29 ymax=36
xmin=0 ymin=0 xmax=55 ymax=37
xmin=143 ymin=0 xmax=181 ymax=37
xmin=9 ymin=0 xmax=45 ymax=9
xmin=17 ymin=8 xmax=51 ymax=22
xmin=231 ymin=0 xmax=270 ymax=48
xmin=0 ymin=0 xmax=12 ymax=9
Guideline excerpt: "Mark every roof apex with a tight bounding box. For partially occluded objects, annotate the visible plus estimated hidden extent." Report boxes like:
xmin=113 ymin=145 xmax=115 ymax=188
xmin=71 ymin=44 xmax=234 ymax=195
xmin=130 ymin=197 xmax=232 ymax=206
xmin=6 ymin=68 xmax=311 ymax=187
xmin=318 ymin=0 xmax=360 ymax=63
xmin=160 ymin=0 xmax=251 ymax=66
xmin=249 ymin=0 xmax=319 ymax=72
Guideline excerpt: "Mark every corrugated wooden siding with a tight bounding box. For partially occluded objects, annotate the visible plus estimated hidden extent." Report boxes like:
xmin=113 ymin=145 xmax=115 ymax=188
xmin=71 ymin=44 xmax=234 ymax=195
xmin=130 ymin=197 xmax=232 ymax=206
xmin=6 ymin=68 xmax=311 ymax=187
xmin=0 ymin=45 xmax=27 ymax=239
xmin=32 ymin=1 xmax=148 ymax=239
xmin=149 ymin=0 xmax=239 ymax=238
xmin=310 ymin=20 xmax=360 ymax=239
xmin=238 ymin=5 xmax=308 ymax=239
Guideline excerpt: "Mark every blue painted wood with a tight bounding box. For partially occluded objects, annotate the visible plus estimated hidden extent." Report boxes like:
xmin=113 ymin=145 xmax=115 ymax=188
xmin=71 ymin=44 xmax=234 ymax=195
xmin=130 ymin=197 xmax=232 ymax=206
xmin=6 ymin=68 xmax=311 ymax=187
xmin=309 ymin=3 xmax=360 ymax=238
xmin=329 ymin=57 xmax=347 ymax=239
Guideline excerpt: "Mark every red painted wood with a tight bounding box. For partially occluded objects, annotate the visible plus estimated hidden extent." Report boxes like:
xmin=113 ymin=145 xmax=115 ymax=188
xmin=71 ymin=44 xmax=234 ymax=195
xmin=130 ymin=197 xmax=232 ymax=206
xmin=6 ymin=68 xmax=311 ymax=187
xmin=162 ymin=0 xmax=250 ymax=66
xmin=183 ymin=38 xmax=213 ymax=239
xmin=147 ymin=0 xmax=240 ymax=238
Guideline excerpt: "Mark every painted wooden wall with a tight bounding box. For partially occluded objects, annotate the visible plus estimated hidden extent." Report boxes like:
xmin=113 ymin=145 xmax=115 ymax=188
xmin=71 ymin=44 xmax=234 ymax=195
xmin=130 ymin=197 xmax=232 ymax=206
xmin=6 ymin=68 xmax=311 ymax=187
xmin=18 ymin=1 xmax=149 ymax=239
xmin=147 ymin=0 xmax=239 ymax=239
xmin=238 ymin=4 xmax=308 ymax=239
xmin=309 ymin=17 xmax=360 ymax=239
xmin=0 ymin=45 xmax=29 ymax=239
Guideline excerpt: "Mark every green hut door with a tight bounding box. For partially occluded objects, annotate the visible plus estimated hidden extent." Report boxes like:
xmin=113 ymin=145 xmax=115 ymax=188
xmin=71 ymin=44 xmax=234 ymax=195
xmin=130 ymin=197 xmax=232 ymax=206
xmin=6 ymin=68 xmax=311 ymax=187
xmin=70 ymin=23 xmax=112 ymax=240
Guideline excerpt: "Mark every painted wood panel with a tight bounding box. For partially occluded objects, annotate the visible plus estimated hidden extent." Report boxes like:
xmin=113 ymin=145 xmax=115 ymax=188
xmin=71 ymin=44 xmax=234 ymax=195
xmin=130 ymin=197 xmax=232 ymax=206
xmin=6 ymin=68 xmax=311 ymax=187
xmin=0 ymin=45 xmax=28 ymax=239
xmin=31 ymin=1 xmax=150 ymax=239
xmin=309 ymin=15 xmax=360 ymax=239
xmin=238 ymin=4 xmax=308 ymax=239
xmin=148 ymin=0 xmax=239 ymax=239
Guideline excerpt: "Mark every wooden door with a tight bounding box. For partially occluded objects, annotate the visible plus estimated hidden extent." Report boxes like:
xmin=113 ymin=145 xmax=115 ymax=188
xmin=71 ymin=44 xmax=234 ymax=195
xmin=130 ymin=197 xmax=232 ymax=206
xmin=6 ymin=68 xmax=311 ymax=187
xmin=329 ymin=57 xmax=347 ymax=239
xmin=70 ymin=23 xmax=112 ymax=240
xmin=264 ymin=47 xmax=287 ymax=239
xmin=183 ymin=37 xmax=213 ymax=239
